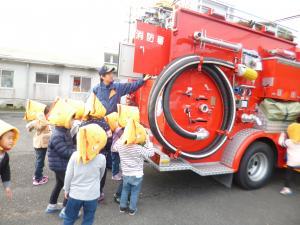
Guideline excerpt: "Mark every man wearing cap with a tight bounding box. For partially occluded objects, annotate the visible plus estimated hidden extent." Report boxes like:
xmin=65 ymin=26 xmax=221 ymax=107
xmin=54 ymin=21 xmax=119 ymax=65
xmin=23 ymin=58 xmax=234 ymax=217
xmin=93 ymin=65 xmax=151 ymax=115
xmin=91 ymin=65 xmax=150 ymax=202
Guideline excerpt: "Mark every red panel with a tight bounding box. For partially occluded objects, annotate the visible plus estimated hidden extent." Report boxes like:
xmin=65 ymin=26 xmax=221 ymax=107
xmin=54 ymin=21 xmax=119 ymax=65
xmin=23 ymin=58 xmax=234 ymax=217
xmin=256 ymin=59 xmax=300 ymax=101
xmin=170 ymin=8 xmax=296 ymax=61
xmin=134 ymin=79 xmax=154 ymax=127
xmin=133 ymin=22 xmax=171 ymax=75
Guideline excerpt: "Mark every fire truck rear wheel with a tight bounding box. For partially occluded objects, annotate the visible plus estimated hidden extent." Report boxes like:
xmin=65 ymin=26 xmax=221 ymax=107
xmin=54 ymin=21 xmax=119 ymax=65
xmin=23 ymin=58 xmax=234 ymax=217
xmin=235 ymin=141 xmax=274 ymax=190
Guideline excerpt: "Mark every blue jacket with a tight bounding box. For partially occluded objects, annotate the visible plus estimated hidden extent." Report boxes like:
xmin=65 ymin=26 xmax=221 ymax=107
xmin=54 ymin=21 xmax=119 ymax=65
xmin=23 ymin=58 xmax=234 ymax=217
xmin=47 ymin=127 xmax=75 ymax=172
xmin=92 ymin=79 xmax=144 ymax=115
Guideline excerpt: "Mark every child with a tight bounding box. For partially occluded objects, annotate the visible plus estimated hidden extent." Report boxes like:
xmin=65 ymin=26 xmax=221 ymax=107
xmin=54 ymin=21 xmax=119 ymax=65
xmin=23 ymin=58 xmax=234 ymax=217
xmin=45 ymin=99 xmax=76 ymax=218
xmin=113 ymin=119 xmax=154 ymax=215
xmin=79 ymin=93 xmax=112 ymax=202
xmin=279 ymin=123 xmax=300 ymax=195
xmin=0 ymin=120 xmax=19 ymax=200
xmin=63 ymin=124 xmax=107 ymax=225
xmin=26 ymin=107 xmax=51 ymax=186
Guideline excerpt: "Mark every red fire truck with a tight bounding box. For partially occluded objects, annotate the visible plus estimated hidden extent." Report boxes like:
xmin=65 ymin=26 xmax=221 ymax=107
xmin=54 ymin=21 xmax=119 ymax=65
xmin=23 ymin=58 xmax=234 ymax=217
xmin=119 ymin=2 xmax=300 ymax=189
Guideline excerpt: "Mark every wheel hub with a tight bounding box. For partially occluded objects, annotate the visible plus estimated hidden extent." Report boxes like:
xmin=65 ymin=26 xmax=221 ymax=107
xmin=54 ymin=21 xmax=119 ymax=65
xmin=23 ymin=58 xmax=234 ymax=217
xmin=247 ymin=152 xmax=268 ymax=182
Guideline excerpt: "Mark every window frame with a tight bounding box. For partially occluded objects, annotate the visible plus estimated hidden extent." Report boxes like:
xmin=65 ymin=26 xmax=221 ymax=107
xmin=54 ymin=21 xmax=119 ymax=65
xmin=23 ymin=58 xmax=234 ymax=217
xmin=35 ymin=72 xmax=60 ymax=85
xmin=71 ymin=76 xmax=92 ymax=93
xmin=0 ymin=69 xmax=14 ymax=89
xmin=104 ymin=52 xmax=119 ymax=64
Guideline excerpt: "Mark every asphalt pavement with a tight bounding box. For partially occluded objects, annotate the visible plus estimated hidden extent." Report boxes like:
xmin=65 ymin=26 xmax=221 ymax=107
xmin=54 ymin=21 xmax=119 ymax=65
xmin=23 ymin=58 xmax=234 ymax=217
xmin=0 ymin=112 xmax=299 ymax=225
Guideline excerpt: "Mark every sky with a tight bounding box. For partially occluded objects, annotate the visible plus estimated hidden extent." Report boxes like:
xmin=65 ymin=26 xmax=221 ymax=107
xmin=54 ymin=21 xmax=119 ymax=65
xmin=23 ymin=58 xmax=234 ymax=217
xmin=0 ymin=0 xmax=299 ymax=67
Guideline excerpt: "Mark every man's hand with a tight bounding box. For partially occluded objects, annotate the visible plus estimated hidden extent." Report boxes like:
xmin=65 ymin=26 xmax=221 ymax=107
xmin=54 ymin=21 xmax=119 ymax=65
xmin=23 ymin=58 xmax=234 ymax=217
xmin=64 ymin=192 xmax=69 ymax=199
xmin=143 ymin=74 xmax=152 ymax=81
xmin=5 ymin=187 xmax=12 ymax=200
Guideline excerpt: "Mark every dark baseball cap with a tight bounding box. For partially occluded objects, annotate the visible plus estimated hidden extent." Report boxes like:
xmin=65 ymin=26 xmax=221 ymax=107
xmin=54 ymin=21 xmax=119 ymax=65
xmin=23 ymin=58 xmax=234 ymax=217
xmin=98 ymin=65 xmax=115 ymax=76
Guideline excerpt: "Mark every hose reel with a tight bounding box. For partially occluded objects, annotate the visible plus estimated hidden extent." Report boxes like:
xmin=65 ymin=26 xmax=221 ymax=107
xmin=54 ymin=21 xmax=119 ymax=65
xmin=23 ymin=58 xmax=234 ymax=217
xmin=147 ymin=55 xmax=236 ymax=159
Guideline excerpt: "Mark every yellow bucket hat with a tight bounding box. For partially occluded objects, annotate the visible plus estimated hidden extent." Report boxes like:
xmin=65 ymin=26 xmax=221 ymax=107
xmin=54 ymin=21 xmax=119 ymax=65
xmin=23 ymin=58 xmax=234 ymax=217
xmin=104 ymin=112 xmax=119 ymax=131
xmin=65 ymin=99 xmax=85 ymax=120
xmin=77 ymin=124 xmax=108 ymax=164
xmin=117 ymin=104 xmax=140 ymax=128
xmin=0 ymin=120 xmax=20 ymax=151
xmin=24 ymin=99 xmax=47 ymax=121
xmin=287 ymin=123 xmax=300 ymax=143
xmin=121 ymin=118 xmax=147 ymax=145
xmin=83 ymin=93 xmax=107 ymax=120
xmin=47 ymin=99 xmax=76 ymax=129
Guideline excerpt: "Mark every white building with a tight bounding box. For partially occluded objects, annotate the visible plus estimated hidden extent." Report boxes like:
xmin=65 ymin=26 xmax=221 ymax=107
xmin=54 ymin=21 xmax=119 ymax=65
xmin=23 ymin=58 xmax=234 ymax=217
xmin=0 ymin=55 xmax=101 ymax=108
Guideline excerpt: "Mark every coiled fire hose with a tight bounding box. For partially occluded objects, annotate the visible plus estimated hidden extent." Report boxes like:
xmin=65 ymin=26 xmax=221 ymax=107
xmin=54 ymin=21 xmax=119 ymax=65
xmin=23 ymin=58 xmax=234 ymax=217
xmin=148 ymin=55 xmax=236 ymax=159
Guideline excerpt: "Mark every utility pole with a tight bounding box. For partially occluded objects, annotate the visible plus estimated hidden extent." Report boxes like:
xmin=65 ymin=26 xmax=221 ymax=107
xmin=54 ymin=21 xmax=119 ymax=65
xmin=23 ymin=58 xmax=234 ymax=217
xmin=127 ymin=6 xmax=132 ymax=42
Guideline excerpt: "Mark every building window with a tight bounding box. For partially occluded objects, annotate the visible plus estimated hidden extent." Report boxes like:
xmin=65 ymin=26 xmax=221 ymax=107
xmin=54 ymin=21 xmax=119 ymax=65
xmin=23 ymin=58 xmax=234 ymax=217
xmin=104 ymin=52 xmax=119 ymax=64
xmin=36 ymin=73 xmax=59 ymax=84
xmin=0 ymin=70 xmax=14 ymax=88
xmin=72 ymin=76 xmax=91 ymax=92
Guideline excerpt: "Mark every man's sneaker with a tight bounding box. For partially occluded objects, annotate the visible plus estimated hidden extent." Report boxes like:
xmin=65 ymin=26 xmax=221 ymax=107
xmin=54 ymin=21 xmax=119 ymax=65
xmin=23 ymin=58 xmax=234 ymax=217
xmin=119 ymin=207 xmax=127 ymax=213
xmin=59 ymin=207 xmax=66 ymax=219
xmin=33 ymin=176 xmax=48 ymax=186
xmin=280 ymin=187 xmax=293 ymax=195
xmin=45 ymin=203 xmax=63 ymax=213
xmin=112 ymin=172 xmax=122 ymax=181
xmin=128 ymin=209 xmax=137 ymax=216
xmin=98 ymin=193 xmax=105 ymax=202
xmin=113 ymin=194 xmax=120 ymax=204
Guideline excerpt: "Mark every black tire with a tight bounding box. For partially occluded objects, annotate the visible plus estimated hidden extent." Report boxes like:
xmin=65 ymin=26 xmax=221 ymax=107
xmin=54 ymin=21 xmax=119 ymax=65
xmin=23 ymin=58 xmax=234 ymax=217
xmin=235 ymin=141 xmax=275 ymax=190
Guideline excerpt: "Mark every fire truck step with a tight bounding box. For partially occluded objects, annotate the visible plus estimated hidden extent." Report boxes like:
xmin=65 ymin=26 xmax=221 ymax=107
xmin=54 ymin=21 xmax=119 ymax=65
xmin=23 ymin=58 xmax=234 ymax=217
xmin=145 ymin=156 xmax=233 ymax=176
xmin=146 ymin=158 xmax=193 ymax=172
xmin=189 ymin=162 xmax=234 ymax=176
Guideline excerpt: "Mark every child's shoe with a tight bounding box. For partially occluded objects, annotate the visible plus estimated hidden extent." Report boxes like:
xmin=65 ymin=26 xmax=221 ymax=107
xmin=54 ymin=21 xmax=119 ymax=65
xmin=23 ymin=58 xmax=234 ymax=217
xmin=280 ymin=187 xmax=293 ymax=195
xmin=112 ymin=172 xmax=122 ymax=181
xmin=128 ymin=209 xmax=137 ymax=216
xmin=59 ymin=207 xmax=66 ymax=219
xmin=59 ymin=207 xmax=81 ymax=219
xmin=45 ymin=203 xmax=63 ymax=213
xmin=119 ymin=207 xmax=127 ymax=213
xmin=33 ymin=175 xmax=48 ymax=180
xmin=113 ymin=194 xmax=120 ymax=204
xmin=33 ymin=176 xmax=48 ymax=186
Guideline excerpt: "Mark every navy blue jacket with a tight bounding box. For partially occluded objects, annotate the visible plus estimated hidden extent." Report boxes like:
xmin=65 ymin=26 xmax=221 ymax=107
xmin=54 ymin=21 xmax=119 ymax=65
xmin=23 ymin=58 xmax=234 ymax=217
xmin=0 ymin=152 xmax=10 ymax=183
xmin=93 ymin=79 xmax=144 ymax=115
xmin=47 ymin=127 xmax=75 ymax=172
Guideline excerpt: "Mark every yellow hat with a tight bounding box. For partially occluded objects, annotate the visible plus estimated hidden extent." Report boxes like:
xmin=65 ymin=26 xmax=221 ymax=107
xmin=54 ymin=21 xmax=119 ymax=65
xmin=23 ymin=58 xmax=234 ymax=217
xmin=24 ymin=99 xmax=47 ymax=121
xmin=104 ymin=112 xmax=119 ymax=131
xmin=83 ymin=93 xmax=107 ymax=120
xmin=287 ymin=123 xmax=300 ymax=143
xmin=77 ymin=124 xmax=107 ymax=164
xmin=0 ymin=120 xmax=20 ymax=151
xmin=47 ymin=99 xmax=76 ymax=129
xmin=121 ymin=118 xmax=147 ymax=145
xmin=117 ymin=104 xmax=140 ymax=128
xmin=65 ymin=99 xmax=85 ymax=120
xmin=155 ymin=0 xmax=173 ymax=9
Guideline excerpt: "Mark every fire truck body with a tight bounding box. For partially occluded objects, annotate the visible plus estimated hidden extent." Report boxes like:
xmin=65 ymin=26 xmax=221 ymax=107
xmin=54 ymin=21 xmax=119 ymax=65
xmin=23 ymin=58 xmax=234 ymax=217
xmin=122 ymin=6 xmax=300 ymax=189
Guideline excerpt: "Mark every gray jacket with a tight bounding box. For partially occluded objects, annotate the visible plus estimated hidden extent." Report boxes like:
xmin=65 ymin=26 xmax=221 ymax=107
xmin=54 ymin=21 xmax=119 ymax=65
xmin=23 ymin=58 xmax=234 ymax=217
xmin=64 ymin=151 xmax=106 ymax=201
